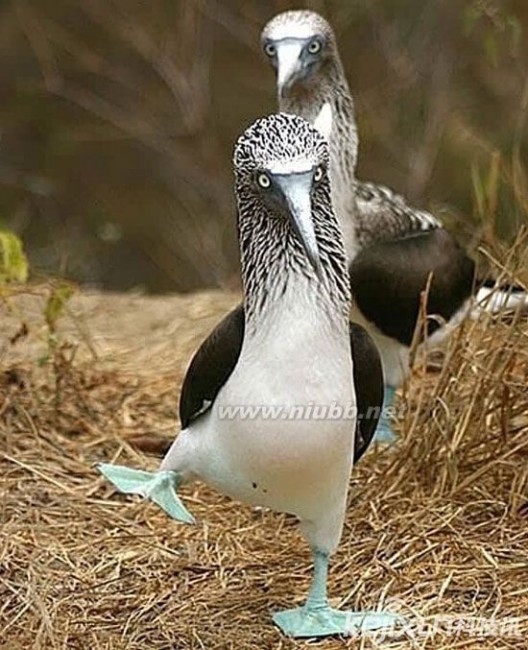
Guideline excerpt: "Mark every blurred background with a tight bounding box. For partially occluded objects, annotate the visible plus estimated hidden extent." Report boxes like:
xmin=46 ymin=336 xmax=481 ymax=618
xmin=1 ymin=0 xmax=527 ymax=293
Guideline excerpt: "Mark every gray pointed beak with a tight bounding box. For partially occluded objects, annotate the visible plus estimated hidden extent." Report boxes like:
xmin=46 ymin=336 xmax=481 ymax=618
xmin=276 ymin=41 xmax=304 ymax=95
xmin=274 ymin=172 xmax=322 ymax=277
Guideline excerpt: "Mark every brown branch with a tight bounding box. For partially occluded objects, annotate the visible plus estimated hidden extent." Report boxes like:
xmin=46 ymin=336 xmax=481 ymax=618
xmin=13 ymin=0 xmax=59 ymax=90
xmin=77 ymin=0 xmax=212 ymax=131
xmin=51 ymin=83 xmax=228 ymax=210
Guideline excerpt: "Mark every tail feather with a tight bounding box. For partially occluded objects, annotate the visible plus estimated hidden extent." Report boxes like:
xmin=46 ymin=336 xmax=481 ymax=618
xmin=97 ymin=463 xmax=195 ymax=524
xmin=475 ymin=284 xmax=528 ymax=315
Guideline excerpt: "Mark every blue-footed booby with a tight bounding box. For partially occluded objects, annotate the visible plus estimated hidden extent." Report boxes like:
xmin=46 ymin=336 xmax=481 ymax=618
xmin=98 ymin=114 xmax=400 ymax=638
xmin=261 ymin=10 xmax=527 ymax=442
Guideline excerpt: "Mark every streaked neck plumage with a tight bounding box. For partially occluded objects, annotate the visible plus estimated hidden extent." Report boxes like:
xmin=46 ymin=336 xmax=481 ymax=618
xmin=236 ymin=180 xmax=351 ymax=332
xmin=278 ymin=62 xmax=359 ymax=259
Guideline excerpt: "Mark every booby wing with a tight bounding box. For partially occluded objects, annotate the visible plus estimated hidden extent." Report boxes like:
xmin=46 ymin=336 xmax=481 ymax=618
xmin=350 ymin=229 xmax=475 ymax=346
xmin=348 ymin=321 xmax=383 ymax=458
xmin=354 ymin=181 xmax=442 ymax=247
xmin=351 ymin=182 xmax=475 ymax=346
xmin=179 ymin=304 xmax=383 ymax=463
xmin=179 ymin=304 xmax=245 ymax=429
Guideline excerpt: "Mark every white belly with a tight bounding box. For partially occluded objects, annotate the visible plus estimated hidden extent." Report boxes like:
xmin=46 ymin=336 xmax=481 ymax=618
xmin=163 ymin=291 xmax=356 ymax=550
xmin=199 ymin=314 xmax=354 ymax=516
xmin=205 ymin=370 xmax=353 ymax=513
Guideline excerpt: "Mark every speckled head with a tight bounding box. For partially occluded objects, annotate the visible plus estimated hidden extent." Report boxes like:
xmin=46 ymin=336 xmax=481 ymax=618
xmin=233 ymin=113 xmax=349 ymax=317
xmin=234 ymin=113 xmax=329 ymax=277
xmin=260 ymin=10 xmax=359 ymax=234
xmin=261 ymin=11 xmax=338 ymax=93
xmin=234 ymin=112 xmax=328 ymax=179
xmin=262 ymin=10 xmax=334 ymax=46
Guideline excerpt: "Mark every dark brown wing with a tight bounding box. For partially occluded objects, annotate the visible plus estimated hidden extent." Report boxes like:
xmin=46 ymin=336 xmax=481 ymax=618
xmin=350 ymin=321 xmax=383 ymax=462
xmin=350 ymin=229 xmax=475 ymax=346
xmin=179 ymin=304 xmax=245 ymax=428
xmin=355 ymin=181 xmax=442 ymax=247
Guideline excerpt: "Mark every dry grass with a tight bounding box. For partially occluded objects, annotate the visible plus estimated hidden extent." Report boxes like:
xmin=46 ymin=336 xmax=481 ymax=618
xmin=1 ymin=283 xmax=528 ymax=649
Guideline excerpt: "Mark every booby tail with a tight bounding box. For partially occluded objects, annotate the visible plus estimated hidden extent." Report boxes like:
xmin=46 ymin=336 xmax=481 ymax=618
xmin=474 ymin=280 xmax=528 ymax=316
xmin=97 ymin=463 xmax=195 ymax=524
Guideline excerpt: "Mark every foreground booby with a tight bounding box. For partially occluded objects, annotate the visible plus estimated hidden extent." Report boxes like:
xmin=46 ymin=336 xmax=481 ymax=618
xmin=261 ymin=10 xmax=526 ymax=441
xmin=98 ymin=114 xmax=400 ymax=637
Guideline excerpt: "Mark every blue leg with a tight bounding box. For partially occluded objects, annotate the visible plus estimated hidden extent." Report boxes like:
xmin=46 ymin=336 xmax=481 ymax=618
xmin=373 ymin=385 xmax=397 ymax=444
xmin=97 ymin=463 xmax=195 ymax=524
xmin=273 ymin=549 xmax=403 ymax=638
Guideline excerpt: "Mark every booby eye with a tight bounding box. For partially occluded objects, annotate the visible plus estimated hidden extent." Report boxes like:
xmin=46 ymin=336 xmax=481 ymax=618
xmin=257 ymin=172 xmax=271 ymax=189
xmin=308 ymin=39 xmax=322 ymax=55
xmin=314 ymin=166 xmax=324 ymax=182
xmin=264 ymin=42 xmax=276 ymax=57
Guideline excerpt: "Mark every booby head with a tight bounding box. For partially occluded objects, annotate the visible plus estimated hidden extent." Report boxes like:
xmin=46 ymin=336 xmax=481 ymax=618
xmin=234 ymin=112 xmax=330 ymax=278
xmin=233 ymin=113 xmax=350 ymax=319
xmin=261 ymin=10 xmax=337 ymax=96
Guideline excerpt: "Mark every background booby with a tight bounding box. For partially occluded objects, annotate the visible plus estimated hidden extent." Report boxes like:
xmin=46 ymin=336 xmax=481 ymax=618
xmin=261 ymin=10 xmax=527 ymax=440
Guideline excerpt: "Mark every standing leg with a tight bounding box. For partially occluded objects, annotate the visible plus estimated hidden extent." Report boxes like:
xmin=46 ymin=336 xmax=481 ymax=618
xmin=273 ymin=547 xmax=402 ymax=637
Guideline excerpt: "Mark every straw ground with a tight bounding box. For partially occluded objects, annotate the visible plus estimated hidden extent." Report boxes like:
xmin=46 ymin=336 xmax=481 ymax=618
xmin=1 ymin=279 xmax=528 ymax=649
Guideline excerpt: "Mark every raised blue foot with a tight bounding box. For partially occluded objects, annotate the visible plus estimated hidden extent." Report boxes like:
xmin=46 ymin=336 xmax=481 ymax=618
xmin=373 ymin=386 xmax=397 ymax=444
xmin=97 ymin=463 xmax=195 ymax=524
xmin=273 ymin=606 xmax=401 ymax=638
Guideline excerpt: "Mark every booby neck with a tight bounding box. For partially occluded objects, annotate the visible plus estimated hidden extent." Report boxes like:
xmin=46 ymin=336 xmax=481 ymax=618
xmin=278 ymin=69 xmax=360 ymax=259
xmin=236 ymin=181 xmax=351 ymax=332
xmin=279 ymin=65 xmax=357 ymax=181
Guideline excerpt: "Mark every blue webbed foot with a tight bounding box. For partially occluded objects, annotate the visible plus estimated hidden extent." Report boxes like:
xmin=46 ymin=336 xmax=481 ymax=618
xmin=373 ymin=385 xmax=398 ymax=444
xmin=273 ymin=605 xmax=402 ymax=638
xmin=97 ymin=463 xmax=195 ymax=524
xmin=373 ymin=419 xmax=397 ymax=444
xmin=275 ymin=549 xmax=405 ymax=638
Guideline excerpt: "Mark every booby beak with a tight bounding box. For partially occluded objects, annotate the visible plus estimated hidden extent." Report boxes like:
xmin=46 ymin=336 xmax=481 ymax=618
xmin=274 ymin=171 xmax=322 ymax=278
xmin=276 ymin=41 xmax=305 ymax=95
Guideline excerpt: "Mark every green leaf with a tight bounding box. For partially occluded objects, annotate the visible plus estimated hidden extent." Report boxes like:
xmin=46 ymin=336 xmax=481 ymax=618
xmin=0 ymin=231 xmax=29 ymax=283
xmin=45 ymin=285 xmax=74 ymax=333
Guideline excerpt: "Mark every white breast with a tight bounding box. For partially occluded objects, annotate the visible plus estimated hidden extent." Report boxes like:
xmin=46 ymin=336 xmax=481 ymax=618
xmin=185 ymin=284 xmax=356 ymax=528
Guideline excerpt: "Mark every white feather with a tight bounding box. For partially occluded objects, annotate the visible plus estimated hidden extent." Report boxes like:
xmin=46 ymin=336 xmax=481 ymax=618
xmin=267 ymin=159 xmax=313 ymax=174
xmin=313 ymin=102 xmax=333 ymax=142
xmin=267 ymin=22 xmax=318 ymax=41
xmin=475 ymin=286 xmax=528 ymax=315
xmin=161 ymin=283 xmax=355 ymax=553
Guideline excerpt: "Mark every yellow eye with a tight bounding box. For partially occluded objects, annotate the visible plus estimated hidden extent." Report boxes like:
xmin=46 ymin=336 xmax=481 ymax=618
xmin=308 ymin=39 xmax=322 ymax=54
xmin=264 ymin=42 xmax=276 ymax=57
xmin=257 ymin=173 xmax=271 ymax=189
xmin=314 ymin=166 xmax=324 ymax=182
